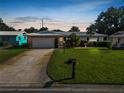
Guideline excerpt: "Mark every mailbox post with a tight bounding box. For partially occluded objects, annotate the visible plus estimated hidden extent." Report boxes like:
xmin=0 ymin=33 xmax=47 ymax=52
xmin=72 ymin=60 xmax=76 ymax=79
xmin=65 ymin=58 xmax=77 ymax=79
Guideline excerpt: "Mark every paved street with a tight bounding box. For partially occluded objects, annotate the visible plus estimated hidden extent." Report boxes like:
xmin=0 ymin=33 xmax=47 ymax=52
xmin=0 ymin=49 xmax=54 ymax=88
xmin=0 ymin=88 xmax=124 ymax=93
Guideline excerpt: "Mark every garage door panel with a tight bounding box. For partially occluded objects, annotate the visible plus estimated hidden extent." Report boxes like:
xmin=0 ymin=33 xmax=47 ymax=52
xmin=32 ymin=37 xmax=55 ymax=48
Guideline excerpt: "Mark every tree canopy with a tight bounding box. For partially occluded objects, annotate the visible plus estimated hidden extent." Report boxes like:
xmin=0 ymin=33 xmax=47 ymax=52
xmin=69 ymin=26 xmax=80 ymax=32
xmin=39 ymin=27 xmax=48 ymax=31
xmin=87 ymin=6 xmax=124 ymax=35
xmin=0 ymin=18 xmax=16 ymax=31
xmin=24 ymin=27 xmax=38 ymax=33
xmin=52 ymin=29 xmax=64 ymax=32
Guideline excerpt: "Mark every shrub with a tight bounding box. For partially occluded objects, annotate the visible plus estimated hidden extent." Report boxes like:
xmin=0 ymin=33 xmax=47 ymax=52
xmin=65 ymin=33 xmax=81 ymax=48
xmin=106 ymin=42 xmax=112 ymax=49
xmin=0 ymin=42 xmax=3 ymax=46
xmin=96 ymin=42 xmax=112 ymax=48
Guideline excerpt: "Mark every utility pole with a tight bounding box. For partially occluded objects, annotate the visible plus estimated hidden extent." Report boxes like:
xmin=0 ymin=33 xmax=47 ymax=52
xmin=42 ymin=18 xmax=44 ymax=28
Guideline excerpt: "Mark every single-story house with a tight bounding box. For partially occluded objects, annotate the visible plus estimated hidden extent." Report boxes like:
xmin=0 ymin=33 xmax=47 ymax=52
xmin=0 ymin=30 xmax=109 ymax=48
xmin=110 ymin=31 xmax=124 ymax=48
xmin=0 ymin=31 xmax=27 ymax=46
xmin=28 ymin=31 xmax=108 ymax=48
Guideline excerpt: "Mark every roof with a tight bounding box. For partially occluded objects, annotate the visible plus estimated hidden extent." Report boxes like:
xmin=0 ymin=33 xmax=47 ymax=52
xmin=0 ymin=30 xmax=107 ymax=37
xmin=28 ymin=33 xmax=63 ymax=37
xmin=36 ymin=31 xmax=107 ymax=37
xmin=0 ymin=31 xmax=26 ymax=36
xmin=110 ymin=31 xmax=124 ymax=37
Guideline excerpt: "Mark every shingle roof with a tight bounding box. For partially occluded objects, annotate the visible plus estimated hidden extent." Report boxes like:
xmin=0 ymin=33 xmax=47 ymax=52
xmin=28 ymin=33 xmax=63 ymax=37
xmin=37 ymin=31 xmax=107 ymax=37
xmin=0 ymin=30 xmax=107 ymax=37
xmin=110 ymin=31 xmax=124 ymax=37
xmin=0 ymin=31 xmax=26 ymax=36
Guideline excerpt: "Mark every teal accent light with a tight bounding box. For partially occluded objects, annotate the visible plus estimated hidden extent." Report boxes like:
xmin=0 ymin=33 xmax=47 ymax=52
xmin=16 ymin=32 xmax=28 ymax=46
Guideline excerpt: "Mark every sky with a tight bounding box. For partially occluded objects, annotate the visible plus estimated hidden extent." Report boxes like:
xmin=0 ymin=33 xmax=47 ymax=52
xmin=0 ymin=0 xmax=124 ymax=31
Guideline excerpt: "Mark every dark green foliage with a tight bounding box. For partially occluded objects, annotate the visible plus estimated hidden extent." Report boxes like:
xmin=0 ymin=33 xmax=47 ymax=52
xmin=24 ymin=27 xmax=48 ymax=33
xmin=0 ymin=18 xmax=3 ymax=23
xmin=0 ymin=18 xmax=16 ymax=31
xmin=0 ymin=42 xmax=3 ymax=46
xmin=69 ymin=26 xmax=80 ymax=32
xmin=39 ymin=27 xmax=48 ymax=31
xmin=0 ymin=49 xmax=26 ymax=63
xmin=96 ymin=42 xmax=112 ymax=48
xmin=87 ymin=6 xmax=124 ymax=35
xmin=24 ymin=27 xmax=38 ymax=33
xmin=106 ymin=42 xmax=112 ymax=49
xmin=52 ymin=29 xmax=64 ymax=32
xmin=65 ymin=33 xmax=81 ymax=47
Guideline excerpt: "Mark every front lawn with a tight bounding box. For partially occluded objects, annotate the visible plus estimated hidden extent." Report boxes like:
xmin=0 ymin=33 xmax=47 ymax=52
xmin=48 ymin=48 xmax=124 ymax=84
xmin=0 ymin=49 xmax=27 ymax=63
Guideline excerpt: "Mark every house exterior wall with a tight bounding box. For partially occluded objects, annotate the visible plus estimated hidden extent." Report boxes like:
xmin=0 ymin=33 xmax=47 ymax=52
xmin=98 ymin=37 xmax=104 ymax=42
xmin=111 ymin=37 xmax=124 ymax=47
xmin=80 ymin=37 xmax=87 ymax=41
xmin=89 ymin=37 xmax=97 ymax=42
xmin=111 ymin=37 xmax=118 ymax=47
xmin=119 ymin=37 xmax=124 ymax=47
xmin=80 ymin=36 xmax=106 ymax=42
xmin=0 ymin=36 xmax=17 ymax=46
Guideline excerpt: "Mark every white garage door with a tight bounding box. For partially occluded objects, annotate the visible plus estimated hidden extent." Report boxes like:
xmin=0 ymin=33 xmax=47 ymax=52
xmin=32 ymin=37 xmax=55 ymax=48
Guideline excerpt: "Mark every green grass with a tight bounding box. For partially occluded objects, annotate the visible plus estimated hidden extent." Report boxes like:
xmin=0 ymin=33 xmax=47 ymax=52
xmin=48 ymin=48 xmax=124 ymax=84
xmin=0 ymin=49 xmax=27 ymax=63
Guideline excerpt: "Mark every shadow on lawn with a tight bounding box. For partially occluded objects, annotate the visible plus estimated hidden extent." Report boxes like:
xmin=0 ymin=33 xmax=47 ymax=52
xmin=43 ymin=77 xmax=73 ymax=88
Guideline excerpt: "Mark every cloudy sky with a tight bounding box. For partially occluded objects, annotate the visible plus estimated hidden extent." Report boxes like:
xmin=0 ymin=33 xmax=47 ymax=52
xmin=0 ymin=0 xmax=123 ymax=31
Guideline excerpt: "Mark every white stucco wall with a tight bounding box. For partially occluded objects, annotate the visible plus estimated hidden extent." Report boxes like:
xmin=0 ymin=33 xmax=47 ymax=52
xmin=89 ymin=37 xmax=97 ymax=42
xmin=119 ymin=37 xmax=124 ymax=47
xmin=98 ymin=37 xmax=104 ymax=42
xmin=111 ymin=37 xmax=124 ymax=47
xmin=111 ymin=37 xmax=118 ymax=46
xmin=80 ymin=37 xmax=87 ymax=41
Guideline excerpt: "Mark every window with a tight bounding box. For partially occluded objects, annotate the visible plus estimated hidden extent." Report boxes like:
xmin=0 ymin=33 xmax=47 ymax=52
xmin=2 ymin=36 xmax=9 ymax=41
xmin=104 ymin=37 xmax=107 ymax=41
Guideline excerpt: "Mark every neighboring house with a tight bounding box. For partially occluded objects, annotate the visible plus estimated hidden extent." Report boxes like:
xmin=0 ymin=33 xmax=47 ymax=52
xmin=110 ymin=31 xmax=124 ymax=48
xmin=0 ymin=31 xmax=27 ymax=46
xmin=0 ymin=30 xmax=108 ymax=48
xmin=46 ymin=31 xmax=107 ymax=42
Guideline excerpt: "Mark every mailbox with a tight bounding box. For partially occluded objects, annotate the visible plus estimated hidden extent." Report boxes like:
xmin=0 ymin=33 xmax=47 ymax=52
xmin=65 ymin=58 xmax=77 ymax=65
xmin=65 ymin=58 xmax=77 ymax=79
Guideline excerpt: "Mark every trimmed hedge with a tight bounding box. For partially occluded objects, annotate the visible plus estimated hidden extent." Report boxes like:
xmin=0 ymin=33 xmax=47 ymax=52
xmin=0 ymin=42 xmax=3 ymax=46
xmin=96 ymin=42 xmax=112 ymax=49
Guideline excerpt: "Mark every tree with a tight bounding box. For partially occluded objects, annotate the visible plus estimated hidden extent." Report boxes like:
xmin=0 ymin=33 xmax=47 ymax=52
xmin=39 ymin=27 xmax=48 ymax=31
xmin=86 ymin=6 xmax=124 ymax=35
xmin=0 ymin=18 xmax=3 ymax=23
xmin=0 ymin=18 xmax=16 ymax=31
xmin=24 ymin=27 xmax=38 ymax=33
xmin=52 ymin=29 xmax=64 ymax=32
xmin=86 ymin=24 xmax=96 ymax=35
xmin=66 ymin=33 xmax=80 ymax=47
xmin=69 ymin=26 xmax=80 ymax=32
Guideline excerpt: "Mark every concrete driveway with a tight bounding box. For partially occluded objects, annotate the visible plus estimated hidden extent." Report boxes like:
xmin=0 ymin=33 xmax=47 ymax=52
xmin=0 ymin=49 xmax=54 ymax=88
